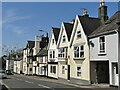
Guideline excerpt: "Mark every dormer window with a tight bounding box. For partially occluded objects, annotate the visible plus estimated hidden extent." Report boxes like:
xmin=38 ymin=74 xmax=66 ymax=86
xmin=99 ymin=36 xmax=105 ymax=53
xmin=52 ymin=39 xmax=54 ymax=44
xmin=77 ymin=31 xmax=81 ymax=38
xmin=62 ymin=35 xmax=66 ymax=43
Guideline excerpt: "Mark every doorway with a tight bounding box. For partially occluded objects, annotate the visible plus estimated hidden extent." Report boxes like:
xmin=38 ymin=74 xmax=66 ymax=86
xmin=68 ymin=65 xmax=70 ymax=80
xmin=96 ymin=61 xmax=109 ymax=83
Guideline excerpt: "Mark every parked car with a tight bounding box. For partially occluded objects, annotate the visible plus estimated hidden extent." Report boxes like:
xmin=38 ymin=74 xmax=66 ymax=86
xmin=0 ymin=70 xmax=7 ymax=79
xmin=6 ymin=70 xmax=13 ymax=75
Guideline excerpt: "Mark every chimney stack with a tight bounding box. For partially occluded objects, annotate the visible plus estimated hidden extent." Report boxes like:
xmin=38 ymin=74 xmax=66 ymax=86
xmin=98 ymin=0 xmax=108 ymax=23
xmin=83 ymin=9 xmax=89 ymax=17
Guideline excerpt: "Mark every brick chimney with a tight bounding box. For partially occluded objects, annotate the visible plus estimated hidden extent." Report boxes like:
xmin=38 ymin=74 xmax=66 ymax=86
xmin=98 ymin=0 xmax=108 ymax=23
xmin=83 ymin=9 xmax=89 ymax=17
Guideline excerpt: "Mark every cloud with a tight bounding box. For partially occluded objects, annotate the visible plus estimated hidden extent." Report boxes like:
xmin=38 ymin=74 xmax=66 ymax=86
xmin=5 ymin=24 xmax=26 ymax=35
xmin=3 ymin=9 xmax=31 ymax=24
xmin=3 ymin=8 xmax=31 ymax=35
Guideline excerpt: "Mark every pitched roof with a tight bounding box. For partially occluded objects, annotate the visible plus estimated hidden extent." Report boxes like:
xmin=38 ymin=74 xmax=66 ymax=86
xmin=78 ymin=15 xmax=101 ymax=36
xmin=89 ymin=11 xmax=120 ymax=37
xmin=26 ymin=41 xmax=35 ymax=48
xmin=36 ymin=46 xmax=47 ymax=56
xmin=39 ymin=37 xmax=49 ymax=48
xmin=52 ymin=27 xmax=60 ymax=43
xmin=63 ymin=22 xmax=74 ymax=41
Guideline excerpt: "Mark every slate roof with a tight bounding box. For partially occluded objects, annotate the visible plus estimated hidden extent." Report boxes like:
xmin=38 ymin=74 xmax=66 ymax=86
xmin=78 ymin=15 xmax=101 ymax=36
xmin=26 ymin=41 xmax=35 ymax=48
xmin=63 ymin=22 xmax=74 ymax=41
xmin=36 ymin=46 xmax=47 ymax=56
xmin=52 ymin=27 xmax=60 ymax=43
xmin=89 ymin=11 xmax=120 ymax=37
xmin=39 ymin=37 xmax=49 ymax=49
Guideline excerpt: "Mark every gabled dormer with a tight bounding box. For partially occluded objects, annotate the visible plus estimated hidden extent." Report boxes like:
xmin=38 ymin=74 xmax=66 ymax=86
xmin=69 ymin=15 xmax=101 ymax=59
xmin=70 ymin=15 xmax=101 ymax=47
xmin=57 ymin=22 xmax=74 ymax=48
xmin=48 ymin=27 xmax=60 ymax=62
xmin=48 ymin=27 xmax=60 ymax=49
xmin=57 ymin=22 xmax=74 ymax=59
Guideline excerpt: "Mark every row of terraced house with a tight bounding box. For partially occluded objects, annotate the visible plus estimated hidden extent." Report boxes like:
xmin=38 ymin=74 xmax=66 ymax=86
xmin=11 ymin=1 xmax=120 ymax=87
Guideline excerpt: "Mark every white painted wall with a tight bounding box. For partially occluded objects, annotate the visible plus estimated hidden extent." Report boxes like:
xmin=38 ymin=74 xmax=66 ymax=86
xmin=69 ymin=16 xmax=90 ymax=81
xmin=90 ymin=33 xmax=119 ymax=86
xmin=48 ymin=30 xmax=59 ymax=78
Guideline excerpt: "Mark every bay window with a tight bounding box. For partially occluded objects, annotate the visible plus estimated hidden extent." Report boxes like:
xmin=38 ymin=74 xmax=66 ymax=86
xmin=58 ymin=48 xmax=67 ymax=58
xmin=49 ymin=50 xmax=55 ymax=59
xmin=74 ymin=45 xmax=84 ymax=58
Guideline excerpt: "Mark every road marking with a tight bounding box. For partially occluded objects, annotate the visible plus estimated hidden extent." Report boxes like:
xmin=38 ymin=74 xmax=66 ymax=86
xmin=25 ymin=80 xmax=34 ymax=84
xmin=38 ymin=84 xmax=52 ymax=89
xmin=17 ymin=78 xmax=22 ymax=81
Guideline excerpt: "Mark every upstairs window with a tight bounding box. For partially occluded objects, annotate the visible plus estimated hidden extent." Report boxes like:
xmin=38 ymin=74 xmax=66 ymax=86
xmin=62 ymin=35 xmax=66 ymax=43
xmin=53 ymin=51 xmax=55 ymax=58
xmin=77 ymin=31 xmax=81 ymax=38
xmin=49 ymin=51 xmax=52 ymax=58
xmin=74 ymin=46 xmax=79 ymax=58
xmin=58 ymin=48 xmax=67 ymax=58
xmin=52 ymin=39 xmax=54 ymax=44
xmin=99 ymin=36 xmax=105 ymax=53
xmin=74 ymin=45 xmax=84 ymax=58
xmin=80 ymin=45 xmax=84 ymax=58
xmin=49 ymin=50 xmax=55 ymax=59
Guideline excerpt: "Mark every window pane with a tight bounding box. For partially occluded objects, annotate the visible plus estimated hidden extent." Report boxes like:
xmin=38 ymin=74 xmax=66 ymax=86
xmin=63 ymin=36 xmax=66 ymax=42
xmin=77 ymin=67 xmax=81 ymax=77
xmin=53 ymin=51 xmax=55 ymax=58
xmin=99 ymin=36 xmax=105 ymax=53
xmin=77 ymin=31 xmax=81 ymax=38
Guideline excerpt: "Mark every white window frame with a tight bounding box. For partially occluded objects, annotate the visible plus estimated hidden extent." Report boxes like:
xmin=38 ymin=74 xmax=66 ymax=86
xmin=77 ymin=30 xmax=81 ymax=38
xmin=74 ymin=46 xmax=79 ymax=58
xmin=99 ymin=36 xmax=106 ymax=54
xmin=58 ymin=48 xmax=66 ymax=58
xmin=49 ymin=50 xmax=55 ymax=59
xmin=49 ymin=51 xmax=52 ymax=59
xmin=62 ymin=35 xmax=66 ymax=43
xmin=77 ymin=66 xmax=81 ymax=77
xmin=74 ymin=45 xmax=84 ymax=59
xmin=52 ymin=39 xmax=54 ymax=44
xmin=50 ymin=65 xmax=56 ymax=74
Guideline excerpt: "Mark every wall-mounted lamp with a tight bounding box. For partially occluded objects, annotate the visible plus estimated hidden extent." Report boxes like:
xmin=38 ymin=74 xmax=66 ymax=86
xmin=89 ymin=41 xmax=94 ymax=47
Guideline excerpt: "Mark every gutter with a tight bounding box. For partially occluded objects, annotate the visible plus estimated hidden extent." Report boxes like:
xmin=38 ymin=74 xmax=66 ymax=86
xmin=88 ymin=29 xmax=118 ymax=39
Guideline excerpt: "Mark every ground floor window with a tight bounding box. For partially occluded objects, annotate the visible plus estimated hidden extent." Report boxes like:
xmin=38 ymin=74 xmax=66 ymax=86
xmin=77 ymin=66 xmax=81 ymax=77
xmin=62 ymin=66 xmax=65 ymax=74
xmin=30 ymin=68 xmax=32 ymax=71
xmin=50 ymin=65 xmax=56 ymax=74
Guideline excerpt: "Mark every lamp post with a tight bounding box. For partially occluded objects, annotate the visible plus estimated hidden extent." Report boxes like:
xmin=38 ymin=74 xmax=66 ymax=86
xmin=38 ymin=30 xmax=49 ymax=77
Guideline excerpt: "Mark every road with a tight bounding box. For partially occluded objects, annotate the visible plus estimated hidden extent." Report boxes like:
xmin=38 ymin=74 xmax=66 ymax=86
xmin=1 ymin=74 xmax=119 ymax=90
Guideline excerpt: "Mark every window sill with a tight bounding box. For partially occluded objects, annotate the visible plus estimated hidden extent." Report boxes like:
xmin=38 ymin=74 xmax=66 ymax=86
xmin=73 ymin=57 xmax=85 ymax=60
xmin=98 ymin=53 xmax=107 ymax=56
xmin=58 ymin=57 xmax=67 ymax=59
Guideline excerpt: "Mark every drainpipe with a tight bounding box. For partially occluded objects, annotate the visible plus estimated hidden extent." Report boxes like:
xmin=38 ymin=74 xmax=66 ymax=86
xmin=116 ymin=30 xmax=119 ymax=89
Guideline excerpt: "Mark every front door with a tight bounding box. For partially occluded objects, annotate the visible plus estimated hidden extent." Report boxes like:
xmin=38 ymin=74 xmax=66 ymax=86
xmin=112 ymin=63 xmax=118 ymax=85
xmin=96 ymin=61 xmax=109 ymax=83
xmin=68 ymin=65 xmax=70 ymax=80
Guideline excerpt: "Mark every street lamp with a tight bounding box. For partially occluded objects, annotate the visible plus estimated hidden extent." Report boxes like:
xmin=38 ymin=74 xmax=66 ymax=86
xmin=38 ymin=29 xmax=49 ymax=77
